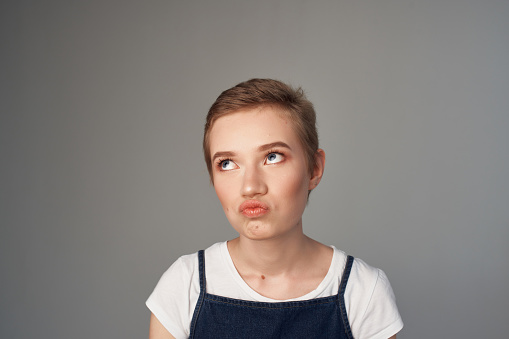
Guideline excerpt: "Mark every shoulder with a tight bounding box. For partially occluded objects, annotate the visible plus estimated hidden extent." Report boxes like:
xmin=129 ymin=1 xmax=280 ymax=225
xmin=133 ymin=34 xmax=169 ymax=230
xmin=167 ymin=252 xmax=199 ymax=277
xmin=152 ymin=241 xmax=224 ymax=289
xmin=331 ymin=248 xmax=382 ymax=290
xmin=344 ymin=255 xmax=404 ymax=339
xmin=145 ymin=242 xmax=225 ymax=338
xmin=348 ymin=256 xmax=384 ymax=294
xmin=347 ymin=257 xmax=398 ymax=313
xmin=154 ymin=251 xmax=200 ymax=295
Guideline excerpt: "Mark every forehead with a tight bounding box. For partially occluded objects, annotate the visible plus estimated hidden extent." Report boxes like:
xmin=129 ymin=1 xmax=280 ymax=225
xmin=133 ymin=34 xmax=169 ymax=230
xmin=209 ymin=106 xmax=300 ymax=151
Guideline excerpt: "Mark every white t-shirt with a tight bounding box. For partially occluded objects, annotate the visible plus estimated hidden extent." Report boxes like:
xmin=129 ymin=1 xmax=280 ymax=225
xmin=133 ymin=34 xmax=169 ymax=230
xmin=146 ymin=242 xmax=403 ymax=339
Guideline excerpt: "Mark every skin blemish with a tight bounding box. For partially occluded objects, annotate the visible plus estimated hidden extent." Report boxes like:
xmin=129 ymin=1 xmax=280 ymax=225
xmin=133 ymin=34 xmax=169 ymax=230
xmin=261 ymin=275 xmax=266 ymax=280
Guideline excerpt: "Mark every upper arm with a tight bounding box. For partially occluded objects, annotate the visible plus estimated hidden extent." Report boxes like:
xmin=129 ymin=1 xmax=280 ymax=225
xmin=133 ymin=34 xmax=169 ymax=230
xmin=147 ymin=254 xmax=199 ymax=339
xmin=149 ymin=313 xmax=176 ymax=339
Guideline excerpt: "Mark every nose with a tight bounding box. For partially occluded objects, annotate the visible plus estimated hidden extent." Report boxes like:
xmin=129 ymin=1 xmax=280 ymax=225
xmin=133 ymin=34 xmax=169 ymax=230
xmin=241 ymin=165 xmax=268 ymax=198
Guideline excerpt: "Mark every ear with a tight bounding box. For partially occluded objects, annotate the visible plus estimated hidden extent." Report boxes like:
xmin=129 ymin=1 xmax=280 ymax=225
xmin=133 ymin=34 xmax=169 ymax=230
xmin=308 ymin=149 xmax=326 ymax=190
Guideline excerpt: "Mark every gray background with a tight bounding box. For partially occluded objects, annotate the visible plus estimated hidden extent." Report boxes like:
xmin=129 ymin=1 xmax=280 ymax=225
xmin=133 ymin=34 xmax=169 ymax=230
xmin=1 ymin=1 xmax=508 ymax=338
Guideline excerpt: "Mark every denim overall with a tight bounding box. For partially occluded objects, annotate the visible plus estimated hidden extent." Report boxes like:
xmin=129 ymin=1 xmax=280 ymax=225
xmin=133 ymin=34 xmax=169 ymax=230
xmin=189 ymin=250 xmax=355 ymax=338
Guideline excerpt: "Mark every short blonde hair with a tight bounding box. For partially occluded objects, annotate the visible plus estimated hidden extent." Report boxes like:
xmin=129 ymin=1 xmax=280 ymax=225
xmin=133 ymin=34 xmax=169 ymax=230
xmin=203 ymin=79 xmax=319 ymax=181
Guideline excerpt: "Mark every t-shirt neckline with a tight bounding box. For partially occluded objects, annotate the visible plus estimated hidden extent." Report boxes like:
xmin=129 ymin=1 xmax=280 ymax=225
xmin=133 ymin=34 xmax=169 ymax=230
xmin=219 ymin=241 xmax=338 ymax=302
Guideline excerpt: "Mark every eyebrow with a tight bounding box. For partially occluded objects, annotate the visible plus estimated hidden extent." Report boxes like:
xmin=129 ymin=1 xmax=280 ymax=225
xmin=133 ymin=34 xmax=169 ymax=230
xmin=211 ymin=141 xmax=292 ymax=162
xmin=212 ymin=151 xmax=235 ymax=162
xmin=257 ymin=141 xmax=292 ymax=152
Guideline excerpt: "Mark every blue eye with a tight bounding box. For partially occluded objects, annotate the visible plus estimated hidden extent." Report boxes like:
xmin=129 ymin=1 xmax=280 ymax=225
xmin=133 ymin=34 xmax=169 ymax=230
xmin=220 ymin=159 xmax=236 ymax=170
xmin=265 ymin=153 xmax=284 ymax=164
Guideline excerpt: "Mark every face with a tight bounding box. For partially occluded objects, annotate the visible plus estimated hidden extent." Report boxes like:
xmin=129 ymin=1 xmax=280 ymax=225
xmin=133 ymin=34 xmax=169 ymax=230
xmin=208 ymin=106 xmax=322 ymax=241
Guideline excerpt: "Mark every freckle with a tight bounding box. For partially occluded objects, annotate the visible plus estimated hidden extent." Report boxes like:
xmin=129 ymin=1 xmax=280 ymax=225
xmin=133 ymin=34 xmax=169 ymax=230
xmin=261 ymin=275 xmax=265 ymax=280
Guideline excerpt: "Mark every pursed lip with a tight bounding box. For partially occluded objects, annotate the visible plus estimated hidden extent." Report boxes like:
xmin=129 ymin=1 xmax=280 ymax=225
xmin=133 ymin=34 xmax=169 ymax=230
xmin=239 ymin=200 xmax=269 ymax=218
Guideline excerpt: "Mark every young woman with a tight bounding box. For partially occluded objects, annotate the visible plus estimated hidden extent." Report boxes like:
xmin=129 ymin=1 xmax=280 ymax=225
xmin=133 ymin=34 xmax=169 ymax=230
xmin=147 ymin=79 xmax=403 ymax=338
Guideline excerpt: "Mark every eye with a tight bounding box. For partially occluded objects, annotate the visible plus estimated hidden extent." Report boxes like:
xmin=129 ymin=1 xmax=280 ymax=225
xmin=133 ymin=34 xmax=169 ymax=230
xmin=219 ymin=159 xmax=237 ymax=171
xmin=265 ymin=152 xmax=284 ymax=165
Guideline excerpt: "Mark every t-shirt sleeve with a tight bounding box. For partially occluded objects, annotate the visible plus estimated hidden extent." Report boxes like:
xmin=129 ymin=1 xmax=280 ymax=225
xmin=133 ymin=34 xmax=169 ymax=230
xmin=347 ymin=259 xmax=404 ymax=339
xmin=146 ymin=255 xmax=200 ymax=339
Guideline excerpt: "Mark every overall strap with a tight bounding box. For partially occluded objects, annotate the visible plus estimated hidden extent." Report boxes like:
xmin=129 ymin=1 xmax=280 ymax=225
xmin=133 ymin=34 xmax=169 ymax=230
xmin=338 ymin=255 xmax=355 ymax=339
xmin=189 ymin=250 xmax=206 ymax=338
xmin=197 ymin=250 xmax=206 ymax=292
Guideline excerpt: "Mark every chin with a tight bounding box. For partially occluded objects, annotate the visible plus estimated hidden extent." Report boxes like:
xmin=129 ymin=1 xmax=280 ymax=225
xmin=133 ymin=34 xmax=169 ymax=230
xmin=230 ymin=221 xmax=272 ymax=240
xmin=245 ymin=224 xmax=269 ymax=238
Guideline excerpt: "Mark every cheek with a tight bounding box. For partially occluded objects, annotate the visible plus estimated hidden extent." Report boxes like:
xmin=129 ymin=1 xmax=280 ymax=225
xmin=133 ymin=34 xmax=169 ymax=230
xmin=275 ymin=170 xmax=310 ymax=201
xmin=214 ymin=179 xmax=235 ymax=208
xmin=214 ymin=185 xmax=227 ymax=205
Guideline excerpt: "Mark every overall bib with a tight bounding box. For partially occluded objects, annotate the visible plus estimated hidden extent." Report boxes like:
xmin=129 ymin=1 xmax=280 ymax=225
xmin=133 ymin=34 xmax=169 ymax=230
xmin=189 ymin=250 xmax=355 ymax=338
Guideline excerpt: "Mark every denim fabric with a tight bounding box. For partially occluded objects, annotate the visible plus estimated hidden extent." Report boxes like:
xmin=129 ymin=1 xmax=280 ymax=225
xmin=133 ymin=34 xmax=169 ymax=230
xmin=189 ymin=250 xmax=355 ymax=339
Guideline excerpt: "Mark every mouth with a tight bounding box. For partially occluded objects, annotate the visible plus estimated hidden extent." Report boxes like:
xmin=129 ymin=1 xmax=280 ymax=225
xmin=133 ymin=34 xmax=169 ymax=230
xmin=239 ymin=200 xmax=269 ymax=218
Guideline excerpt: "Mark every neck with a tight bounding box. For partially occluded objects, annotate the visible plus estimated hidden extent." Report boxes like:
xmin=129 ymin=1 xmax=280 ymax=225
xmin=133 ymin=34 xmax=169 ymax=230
xmin=228 ymin=229 xmax=319 ymax=276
